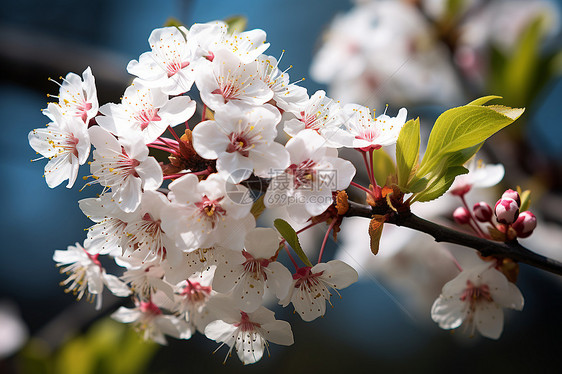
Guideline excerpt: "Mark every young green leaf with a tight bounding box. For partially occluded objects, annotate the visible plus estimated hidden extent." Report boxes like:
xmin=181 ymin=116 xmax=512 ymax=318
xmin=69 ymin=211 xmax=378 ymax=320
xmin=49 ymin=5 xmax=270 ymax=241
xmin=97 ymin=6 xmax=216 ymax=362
xmin=396 ymin=117 xmax=420 ymax=189
xmin=414 ymin=165 xmax=469 ymax=202
xmin=418 ymin=101 xmax=524 ymax=177
xmin=250 ymin=195 xmax=266 ymax=219
xmin=274 ymin=219 xmax=312 ymax=267
xmin=467 ymin=95 xmax=503 ymax=106
xmin=371 ymin=149 xmax=396 ymax=186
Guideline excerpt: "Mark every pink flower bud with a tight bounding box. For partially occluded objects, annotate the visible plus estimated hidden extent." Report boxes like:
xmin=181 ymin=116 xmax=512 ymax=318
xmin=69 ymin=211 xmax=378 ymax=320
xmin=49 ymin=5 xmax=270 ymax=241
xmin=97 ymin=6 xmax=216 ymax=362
xmin=501 ymin=189 xmax=520 ymax=207
xmin=453 ymin=207 xmax=471 ymax=225
xmin=473 ymin=202 xmax=493 ymax=222
xmin=512 ymin=211 xmax=537 ymax=238
xmin=495 ymin=198 xmax=520 ymax=225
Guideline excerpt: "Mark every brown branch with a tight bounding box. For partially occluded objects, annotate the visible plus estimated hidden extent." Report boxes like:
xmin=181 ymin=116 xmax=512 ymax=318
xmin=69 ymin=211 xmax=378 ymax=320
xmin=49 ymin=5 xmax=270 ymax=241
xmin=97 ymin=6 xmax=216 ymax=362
xmin=346 ymin=200 xmax=562 ymax=276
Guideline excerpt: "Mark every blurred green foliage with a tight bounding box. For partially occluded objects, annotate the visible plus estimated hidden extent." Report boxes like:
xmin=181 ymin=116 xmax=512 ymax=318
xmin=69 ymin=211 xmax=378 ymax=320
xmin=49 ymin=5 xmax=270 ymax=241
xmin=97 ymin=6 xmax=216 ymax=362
xmin=16 ymin=318 xmax=159 ymax=374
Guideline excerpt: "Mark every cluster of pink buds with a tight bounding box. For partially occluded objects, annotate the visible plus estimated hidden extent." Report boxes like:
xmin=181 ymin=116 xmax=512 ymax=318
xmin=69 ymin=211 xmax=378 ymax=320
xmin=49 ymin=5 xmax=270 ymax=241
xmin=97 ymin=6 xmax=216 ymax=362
xmin=454 ymin=188 xmax=537 ymax=241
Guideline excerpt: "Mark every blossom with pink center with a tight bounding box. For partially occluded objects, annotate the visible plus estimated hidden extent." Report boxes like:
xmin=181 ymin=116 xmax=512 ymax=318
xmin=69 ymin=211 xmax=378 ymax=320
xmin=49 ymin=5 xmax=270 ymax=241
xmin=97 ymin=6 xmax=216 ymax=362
xmin=87 ymin=126 xmax=163 ymax=212
xmin=213 ymin=228 xmax=292 ymax=312
xmin=121 ymin=191 xmax=181 ymax=265
xmin=192 ymin=103 xmax=289 ymax=183
xmin=163 ymin=245 xmax=242 ymax=285
xmin=431 ymin=261 xmax=524 ymax=339
xmin=29 ymin=103 xmax=90 ymax=188
xmin=54 ymin=241 xmax=130 ymax=310
xmin=79 ymin=194 xmax=135 ymax=256
xmin=127 ymin=27 xmax=198 ymax=95
xmin=323 ymin=103 xmax=407 ymax=151
xmin=153 ymin=269 xmax=218 ymax=335
xmin=283 ymin=90 xmax=342 ymax=143
xmin=264 ymin=130 xmax=356 ymax=222
xmin=204 ymin=297 xmax=293 ymax=365
xmin=186 ymin=21 xmax=270 ymax=64
xmin=46 ymin=66 xmax=99 ymax=123
xmin=117 ymin=256 xmax=175 ymax=301
xmin=195 ymin=49 xmax=273 ymax=111
xmin=161 ymin=173 xmax=255 ymax=251
xmin=96 ymin=82 xmax=196 ymax=144
xmin=112 ymin=299 xmax=190 ymax=344
xmin=279 ymin=260 xmax=358 ymax=321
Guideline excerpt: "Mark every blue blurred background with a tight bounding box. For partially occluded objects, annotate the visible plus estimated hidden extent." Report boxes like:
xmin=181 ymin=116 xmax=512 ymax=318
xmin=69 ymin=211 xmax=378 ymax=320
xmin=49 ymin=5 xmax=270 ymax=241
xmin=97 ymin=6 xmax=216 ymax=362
xmin=1 ymin=0 xmax=562 ymax=373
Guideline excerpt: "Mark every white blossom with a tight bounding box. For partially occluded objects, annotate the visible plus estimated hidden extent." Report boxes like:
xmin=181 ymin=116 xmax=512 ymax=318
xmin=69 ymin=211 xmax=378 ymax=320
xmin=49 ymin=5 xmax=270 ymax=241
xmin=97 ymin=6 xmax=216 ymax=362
xmin=88 ymin=126 xmax=163 ymax=212
xmin=96 ymin=82 xmax=196 ymax=144
xmin=212 ymin=228 xmax=292 ymax=312
xmin=431 ymin=261 xmax=524 ymax=339
xmin=192 ymin=103 xmax=289 ymax=183
xmin=54 ymin=242 xmax=130 ymax=310
xmin=280 ymin=260 xmax=358 ymax=321
xmin=204 ymin=298 xmax=293 ymax=365
xmin=29 ymin=103 xmax=90 ymax=188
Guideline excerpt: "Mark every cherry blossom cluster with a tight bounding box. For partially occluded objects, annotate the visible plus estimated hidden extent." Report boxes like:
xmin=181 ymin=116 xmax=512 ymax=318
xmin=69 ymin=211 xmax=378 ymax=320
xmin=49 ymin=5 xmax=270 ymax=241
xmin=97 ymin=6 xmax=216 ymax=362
xmin=27 ymin=18 xmax=537 ymax=362
xmin=26 ymin=20 xmax=416 ymax=364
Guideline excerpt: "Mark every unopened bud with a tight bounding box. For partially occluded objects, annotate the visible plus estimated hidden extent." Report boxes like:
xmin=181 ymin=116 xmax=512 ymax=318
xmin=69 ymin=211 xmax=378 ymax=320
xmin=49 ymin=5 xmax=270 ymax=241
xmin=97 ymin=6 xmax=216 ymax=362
xmin=473 ymin=202 xmax=493 ymax=222
xmin=501 ymin=189 xmax=520 ymax=207
xmin=453 ymin=207 xmax=471 ymax=225
xmin=512 ymin=211 xmax=537 ymax=238
xmin=495 ymin=198 xmax=520 ymax=225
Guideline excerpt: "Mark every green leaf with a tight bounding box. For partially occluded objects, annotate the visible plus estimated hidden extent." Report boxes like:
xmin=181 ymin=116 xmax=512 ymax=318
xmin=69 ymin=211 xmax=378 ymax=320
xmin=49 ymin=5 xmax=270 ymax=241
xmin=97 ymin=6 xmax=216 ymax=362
xmin=396 ymin=118 xmax=420 ymax=189
xmin=371 ymin=149 xmax=396 ymax=186
xmin=250 ymin=195 xmax=266 ymax=219
xmin=518 ymin=187 xmax=532 ymax=212
xmin=224 ymin=15 xmax=247 ymax=34
xmin=415 ymin=166 xmax=468 ymax=202
xmin=274 ymin=219 xmax=312 ymax=267
xmin=418 ymin=101 xmax=524 ymax=178
xmin=467 ymin=96 xmax=503 ymax=106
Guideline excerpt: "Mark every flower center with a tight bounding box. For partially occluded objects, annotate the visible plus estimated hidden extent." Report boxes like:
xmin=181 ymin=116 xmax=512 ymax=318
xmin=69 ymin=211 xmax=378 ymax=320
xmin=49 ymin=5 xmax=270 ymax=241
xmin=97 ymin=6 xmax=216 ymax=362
xmin=235 ymin=311 xmax=261 ymax=332
xmin=195 ymin=196 xmax=226 ymax=227
xmin=181 ymin=280 xmax=212 ymax=303
xmin=288 ymin=159 xmax=316 ymax=189
xmin=139 ymin=300 xmax=162 ymax=316
xmin=460 ymin=280 xmax=493 ymax=305
xmin=134 ymin=108 xmax=162 ymax=131
xmin=293 ymin=266 xmax=324 ymax=288
xmin=241 ymin=250 xmax=270 ymax=281
xmin=166 ymin=60 xmax=190 ymax=78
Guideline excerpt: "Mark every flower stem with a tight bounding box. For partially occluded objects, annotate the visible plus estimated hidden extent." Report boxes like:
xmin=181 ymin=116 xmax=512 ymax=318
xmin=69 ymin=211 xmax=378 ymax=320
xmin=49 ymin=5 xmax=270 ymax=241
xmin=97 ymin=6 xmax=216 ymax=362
xmin=318 ymin=219 xmax=337 ymax=263
xmin=460 ymin=195 xmax=487 ymax=238
xmin=167 ymin=125 xmax=181 ymax=143
xmin=284 ymin=244 xmax=299 ymax=270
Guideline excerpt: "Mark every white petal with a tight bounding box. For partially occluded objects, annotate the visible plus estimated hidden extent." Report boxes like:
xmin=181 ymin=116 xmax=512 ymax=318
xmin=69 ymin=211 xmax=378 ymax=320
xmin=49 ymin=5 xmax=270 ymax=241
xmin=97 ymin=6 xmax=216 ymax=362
xmin=103 ymin=273 xmax=131 ymax=297
xmin=261 ymin=320 xmax=294 ymax=346
xmin=264 ymin=262 xmax=292 ymax=301
xmin=111 ymin=307 xmax=141 ymax=323
xmin=136 ymin=156 xmax=163 ymax=191
xmin=314 ymin=260 xmax=358 ymax=289
xmin=244 ymin=228 xmax=279 ymax=259
xmin=475 ymin=302 xmax=504 ymax=339
xmin=430 ymin=295 xmax=467 ymax=330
